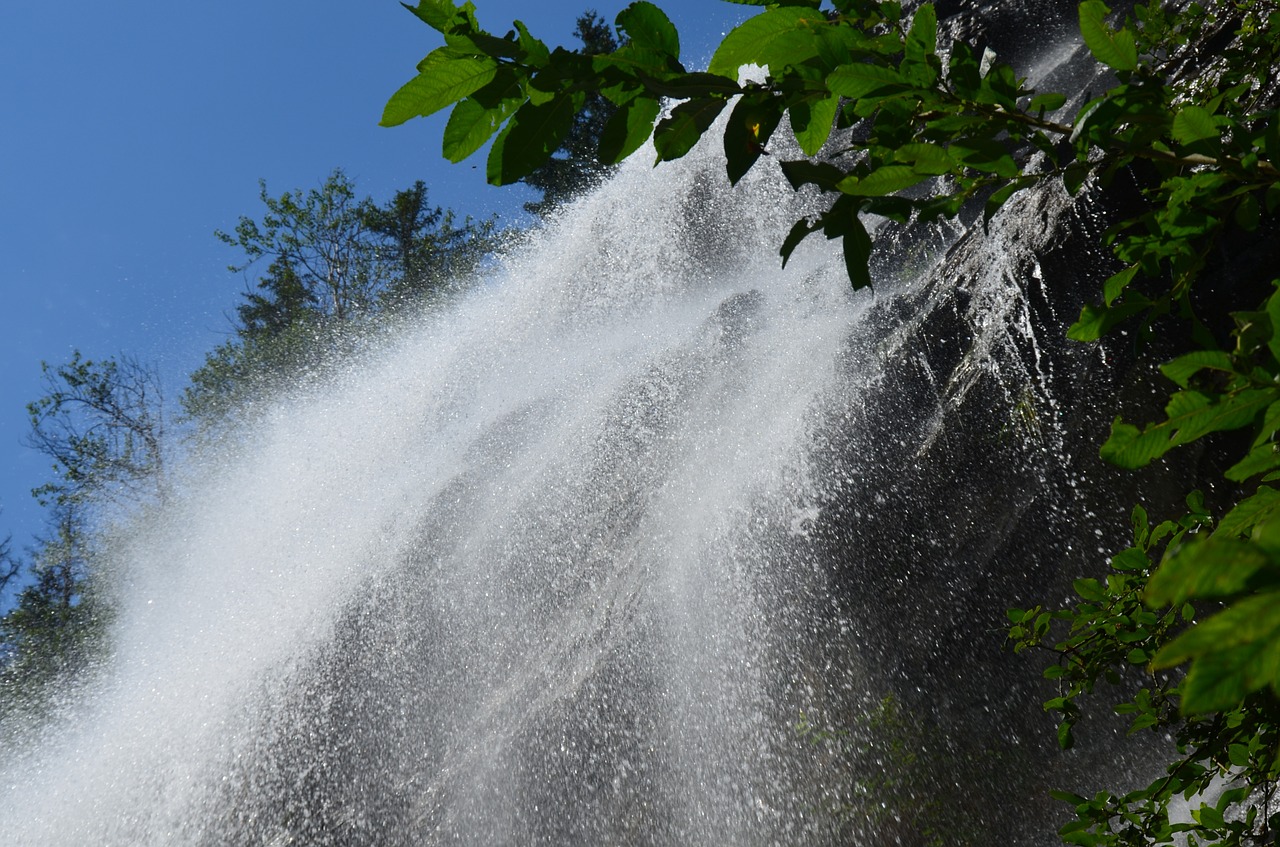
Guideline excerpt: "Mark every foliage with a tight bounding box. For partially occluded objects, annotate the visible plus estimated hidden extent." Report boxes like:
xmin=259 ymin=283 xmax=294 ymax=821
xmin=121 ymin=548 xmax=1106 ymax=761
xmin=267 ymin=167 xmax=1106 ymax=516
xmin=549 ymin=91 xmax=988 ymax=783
xmin=186 ymin=170 xmax=497 ymax=424
xmin=0 ymin=507 xmax=105 ymax=709
xmin=26 ymin=351 xmax=166 ymax=510
xmin=384 ymin=0 xmax=1280 ymax=843
xmin=520 ymin=10 xmax=622 ymax=213
xmin=1 ymin=352 xmax=159 ymax=720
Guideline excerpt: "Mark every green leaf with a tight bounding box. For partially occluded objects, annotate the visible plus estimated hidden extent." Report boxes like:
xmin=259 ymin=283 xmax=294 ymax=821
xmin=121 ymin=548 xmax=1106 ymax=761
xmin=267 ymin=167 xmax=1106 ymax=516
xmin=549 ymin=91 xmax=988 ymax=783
xmin=789 ymin=94 xmax=840 ymax=157
xmin=1101 ymin=389 xmax=1277 ymax=468
xmin=838 ymin=164 xmax=926 ymax=196
xmin=894 ymin=142 xmax=955 ymax=176
xmin=1103 ymin=264 xmax=1139 ymax=306
xmin=1066 ymin=299 xmax=1149 ymax=341
xmin=636 ymin=72 xmax=741 ymax=100
xmin=1159 ymin=350 xmax=1236 ymax=388
xmin=616 ymin=2 xmax=680 ymax=59
xmin=1171 ymin=105 xmax=1219 ymax=147
xmin=1215 ymin=487 xmax=1280 ymax=540
xmin=402 ymin=0 xmax=458 ymax=33
xmin=442 ymin=97 xmax=513 ymax=162
xmin=512 ymin=20 xmax=551 ymax=66
xmin=904 ymin=3 xmax=937 ymax=61
xmin=1227 ymin=443 xmax=1280 ymax=482
xmin=1146 ymin=538 xmax=1274 ymax=606
xmin=1029 ymin=92 xmax=1067 ymax=114
xmin=1078 ymin=1 xmax=1138 ymax=72
xmin=826 ymin=63 xmax=908 ymax=99
xmin=382 ymin=50 xmax=499 ymax=126
xmin=653 ymin=97 xmax=727 ymax=162
xmin=950 ymin=137 xmax=1018 ymax=177
xmin=598 ymin=97 xmax=662 ymax=164
xmin=708 ymin=7 xmax=828 ymax=79
xmin=1151 ymin=592 xmax=1280 ymax=713
xmin=486 ymin=91 xmax=582 ymax=185
xmin=724 ymin=93 xmax=785 ymax=185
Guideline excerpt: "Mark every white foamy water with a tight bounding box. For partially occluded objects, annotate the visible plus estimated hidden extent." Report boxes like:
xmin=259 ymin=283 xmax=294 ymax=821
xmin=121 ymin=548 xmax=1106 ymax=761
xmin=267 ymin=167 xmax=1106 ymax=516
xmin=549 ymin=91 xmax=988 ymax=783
xmin=0 ymin=136 xmax=900 ymax=846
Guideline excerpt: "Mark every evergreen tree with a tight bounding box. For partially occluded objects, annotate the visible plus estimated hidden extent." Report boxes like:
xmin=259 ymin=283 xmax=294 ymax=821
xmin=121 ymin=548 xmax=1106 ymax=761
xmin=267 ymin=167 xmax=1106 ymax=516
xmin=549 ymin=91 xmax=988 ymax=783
xmin=520 ymin=11 xmax=620 ymax=215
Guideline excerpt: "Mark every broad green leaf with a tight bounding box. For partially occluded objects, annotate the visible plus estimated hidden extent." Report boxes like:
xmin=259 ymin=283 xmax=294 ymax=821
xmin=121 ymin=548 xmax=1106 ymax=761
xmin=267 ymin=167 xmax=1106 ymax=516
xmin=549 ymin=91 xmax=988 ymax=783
xmin=724 ymin=93 xmax=784 ymax=185
xmin=1268 ymin=282 xmax=1280 ymax=365
xmin=1078 ymin=1 xmax=1138 ymax=72
xmin=1101 ymin=389 xmax=1277 ymax=468
xmin=838 ymin=165 xmax=926 ymax=196
xmin=1067 ymin=297 xmax=1149 ymax=341
xmin=1151 ymin=592 xmax=1280 ymax=713
xmin=1103 ymin=264 xmax=1139 ymax=306
xmin=1029 ymin=92 xmax=1067 ymax=114
xmin=382 ymin=51 xmax=499 ymax=126
xmin=826 ymin=63 xmax=908 ymax=99
xmin=950 ymin=137 xmax=1018 ymax=177
xmin=904 ymin=3 xmax=937 ymax=61
xmin=442 ymin=96 xmax=518 ymax=162
xmin=598 ymin=96 xmax=661 ymax=164
xmin=653 ymin=97 xmax=727 ymax=161
xmin=709 ymin=8 xmax=828 ymax=79
xmin=402 ymin=0 xmax=458 ymax=33
xmin=1226 ymin=443 xmax=1280 ymax=482
xmin=789 ymin=94 xmax=840 ymax=156
xmin=1171 ymin=105 xmax=1219 ymax=146
xmin=1159 ymin=350 xmax=1236 ymax=388
xmin=513 ymin=20 xmax=550 ymax=66
xmin=594 ymin=44 xmax=677 ymax=78
xmin=894 ymin=142 xmax=954 ymax=175
xmin=616 ymin=2 xmax=680 ymax=59
xmin=1214 ymin=486 xmax=1280 ymax=540
xmin=486 ymin=91 xmax=582 ymax=185
xmin=1145 ymin=538 xmax=1274 ymax=606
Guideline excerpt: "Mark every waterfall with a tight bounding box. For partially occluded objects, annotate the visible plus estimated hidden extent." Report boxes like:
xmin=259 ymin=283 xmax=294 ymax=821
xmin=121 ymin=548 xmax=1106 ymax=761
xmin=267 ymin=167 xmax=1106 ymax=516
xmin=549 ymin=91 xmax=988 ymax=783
xmin=0 ymin=98 xmax=1122 ymax=843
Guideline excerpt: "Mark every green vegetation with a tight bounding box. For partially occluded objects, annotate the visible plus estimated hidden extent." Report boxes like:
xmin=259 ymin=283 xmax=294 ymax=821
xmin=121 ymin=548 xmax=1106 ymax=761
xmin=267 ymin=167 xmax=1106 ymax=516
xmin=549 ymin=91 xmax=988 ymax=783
xmin=384 ymin=0 xmax=1279 ymax=843
xmin=0 ymin=168 xmax=505 ymax=720
xmin=183 ymin=169 xmax=498 ymax=426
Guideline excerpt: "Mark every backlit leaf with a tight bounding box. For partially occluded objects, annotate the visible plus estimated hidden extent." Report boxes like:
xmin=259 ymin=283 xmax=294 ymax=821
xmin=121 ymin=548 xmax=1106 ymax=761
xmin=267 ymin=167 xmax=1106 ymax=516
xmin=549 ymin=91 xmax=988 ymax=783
xmin=708 ymin=7 xmax=827 ymax=79
xmin=486 ymin=91 xmax=582 ymax=184
xmin=382 ymin=50 xmax=499 ymax=126
xmin=616 ymin=2 xmax=680 ymax=59
xmin=653 ymin=97 xmax=727 ymax=161
xmin=1171 ymin=105 xmax=1219 ymax=146
xmin=598 ymin=97 xmax=662 ymax=164
xmin=1079 ymin=1 xmax=1138 ymax=72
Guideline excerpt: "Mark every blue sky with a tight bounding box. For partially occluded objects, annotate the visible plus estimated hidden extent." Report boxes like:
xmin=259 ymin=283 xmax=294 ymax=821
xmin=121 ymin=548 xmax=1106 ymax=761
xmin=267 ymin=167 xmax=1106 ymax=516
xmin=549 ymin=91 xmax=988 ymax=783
xmin=1 ymin=0 xmax=751 ymax=559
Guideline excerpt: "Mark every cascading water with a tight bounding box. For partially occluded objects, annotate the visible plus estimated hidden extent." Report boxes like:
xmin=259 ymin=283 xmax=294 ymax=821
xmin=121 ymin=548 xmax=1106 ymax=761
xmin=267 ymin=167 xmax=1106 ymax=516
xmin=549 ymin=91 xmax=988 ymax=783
xmin=0 ymin=47 xmax=1140 ymax=843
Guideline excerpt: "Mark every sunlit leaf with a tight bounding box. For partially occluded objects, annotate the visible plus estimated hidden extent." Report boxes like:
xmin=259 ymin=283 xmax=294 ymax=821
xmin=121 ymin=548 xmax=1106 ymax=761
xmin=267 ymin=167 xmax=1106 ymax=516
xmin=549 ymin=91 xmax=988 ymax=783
xmin=1079 ymin=1 xmax=1138 ymax=72
xmin=382 ymin=51 xmax=499 ymax=126
xmin=616 ymin=2 xmax=680 ymax=59
xmin=653 ymin=97 xmax=727 ymax=161
xmin=709 ymin=7 xmax=828 ymax=79
xmin=598 ymin=96 xmax=661 ymax=164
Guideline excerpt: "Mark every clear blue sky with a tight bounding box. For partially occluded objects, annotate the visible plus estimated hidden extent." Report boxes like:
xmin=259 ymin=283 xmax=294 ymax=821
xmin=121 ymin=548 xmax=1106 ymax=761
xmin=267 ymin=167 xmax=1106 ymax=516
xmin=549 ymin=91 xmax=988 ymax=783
xmin=0 ymin=0 xmax=751 ymax=559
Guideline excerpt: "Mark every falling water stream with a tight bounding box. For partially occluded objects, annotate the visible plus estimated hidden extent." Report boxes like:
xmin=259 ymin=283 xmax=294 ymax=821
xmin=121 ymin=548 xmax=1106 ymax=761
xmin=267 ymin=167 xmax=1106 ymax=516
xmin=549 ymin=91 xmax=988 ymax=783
xmin=0 ymin=47 xmax=1133 ymax=840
